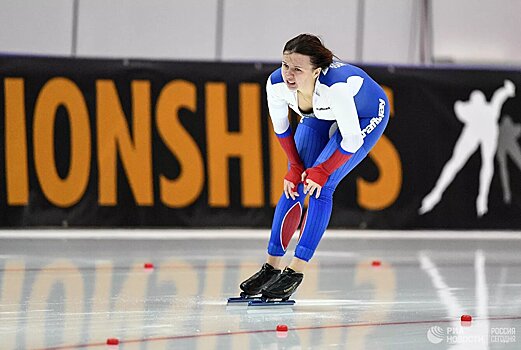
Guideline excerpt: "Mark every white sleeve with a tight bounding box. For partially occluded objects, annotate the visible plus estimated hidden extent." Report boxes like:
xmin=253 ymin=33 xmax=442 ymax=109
xmin=266 ymin=78 xmax=290 ymax=134
xmin=329 ymin=76 xmax=364 ymax=153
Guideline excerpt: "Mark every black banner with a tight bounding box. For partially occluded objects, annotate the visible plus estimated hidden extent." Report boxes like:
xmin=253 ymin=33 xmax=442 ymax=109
xmin=1 ymin=57 xmax=520 ymax=228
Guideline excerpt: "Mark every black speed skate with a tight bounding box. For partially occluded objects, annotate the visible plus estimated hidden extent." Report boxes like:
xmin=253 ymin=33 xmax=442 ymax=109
xmin=241 ymin=263 xmax=281 ymax=295
xmin=227 ymin=263 xmax=280 ymax=304
xmin=260 ymin=267 xmax=303 ymax=301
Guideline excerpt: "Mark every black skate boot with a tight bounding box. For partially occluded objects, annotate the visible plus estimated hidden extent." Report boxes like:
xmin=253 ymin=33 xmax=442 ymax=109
xmin=260 ymin=267 xmax=303 ymax=301
xmin=239 ymin=263 xmax=281 ymax=297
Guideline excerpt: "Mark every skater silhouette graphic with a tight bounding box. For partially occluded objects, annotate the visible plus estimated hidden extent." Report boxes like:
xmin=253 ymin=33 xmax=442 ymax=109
xmin=497 ymin=115 xmax=521 ymax=204
xmin=419 ymin=80 xmax=515 ymax=217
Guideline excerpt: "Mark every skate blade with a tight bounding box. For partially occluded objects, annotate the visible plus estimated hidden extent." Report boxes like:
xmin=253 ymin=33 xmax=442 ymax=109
xmin=227 ymin=296 xmax=262 ymax=304
xmin=248 ymin=299 xmax=295 ymax=307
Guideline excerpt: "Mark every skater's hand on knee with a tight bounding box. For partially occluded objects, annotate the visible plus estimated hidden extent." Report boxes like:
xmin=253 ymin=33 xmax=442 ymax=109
xmin=304 ymin=179 xmax=322 ymax=198
xmin=283 ymin=164 xmax=304 ymax=200
xmin=302 ymin=172 xmax=322 ymax=198
xmin=283 ymin=179 xmax=299 ymax=200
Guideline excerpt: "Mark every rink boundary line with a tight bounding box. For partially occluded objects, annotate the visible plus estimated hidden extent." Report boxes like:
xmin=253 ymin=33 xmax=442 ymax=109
xmin=34 ymin=315 xmax=521 ymax=350
xmin=1 ymin=229 xmax=521 ymax=240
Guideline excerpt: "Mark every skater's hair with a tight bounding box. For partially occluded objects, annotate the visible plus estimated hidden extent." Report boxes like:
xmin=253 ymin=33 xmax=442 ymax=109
xmin=283 ymin=34 xmax=334 ymax=70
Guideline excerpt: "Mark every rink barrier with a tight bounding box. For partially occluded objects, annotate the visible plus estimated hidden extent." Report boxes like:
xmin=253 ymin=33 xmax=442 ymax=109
xmin=1 ymin=57 xmax=520 ymax=228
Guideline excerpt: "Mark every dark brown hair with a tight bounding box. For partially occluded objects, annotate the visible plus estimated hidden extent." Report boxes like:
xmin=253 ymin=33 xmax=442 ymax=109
xmin=283 ymin=33 xmax=334 ymax=70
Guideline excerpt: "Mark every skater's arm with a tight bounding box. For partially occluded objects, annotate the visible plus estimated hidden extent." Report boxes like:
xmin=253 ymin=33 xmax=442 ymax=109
xmin=266 ymin=76 xmax=300 ymax=166
xmin=277 ymin=127 xmax=304 ymax=200
xmin=302 ymin=80 xmax=361 ymax=197
xmin=266 ymin=74 xmax=291 ymax=134
xmin=302 ymin=148 xmax=352 ymax=198
xmin=329 ymin=78 xmax=364 ymax=154
xmin=491 ymin=80 xmax=515 ymax=110
xmin=266 ymin=76 xmax=304 ymax=199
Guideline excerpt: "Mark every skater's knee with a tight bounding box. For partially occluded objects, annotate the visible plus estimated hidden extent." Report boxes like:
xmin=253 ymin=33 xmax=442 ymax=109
xmin=309 ymin=186 xmax=334 ymax=203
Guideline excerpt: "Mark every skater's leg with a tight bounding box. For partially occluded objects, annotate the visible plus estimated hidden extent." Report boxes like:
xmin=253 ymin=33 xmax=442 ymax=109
xmin=293 ymin=186 xmax=334 ymax=262
xmin=293 ymin=132 xmax=370 ymax=264
xmin=288 ymin=256 xmax=308 ymax=272
xmin=261 ymin=147 xmax=369 ymax=299
xmin=267 ymin=186 xmax=306 ymax=258
xmin=267 ymin=118 xmax=334 ymax=260
xmin=267 ymin=255 xmax=282 ymax=269
xmin=240 ymin=118 xmax=333 ymax=296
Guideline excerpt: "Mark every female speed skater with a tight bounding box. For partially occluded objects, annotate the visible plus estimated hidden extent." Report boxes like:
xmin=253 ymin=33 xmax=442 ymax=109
xmin=239 ymin=33 xmax=390 ymax=301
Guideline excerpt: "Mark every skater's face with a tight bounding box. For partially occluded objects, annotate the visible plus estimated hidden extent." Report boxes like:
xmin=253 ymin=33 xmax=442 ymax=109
xmin=281 ymin=52 xmax=321 ymax=92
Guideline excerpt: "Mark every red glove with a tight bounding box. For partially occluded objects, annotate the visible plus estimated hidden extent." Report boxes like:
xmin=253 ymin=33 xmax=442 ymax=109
xmin=277 ymin=129 xmax=304 ymax=191
xmin=304 ymin=165 xmax=330 ymax=187
xmin=285 ymin=163 xmax=305 ymax=190
xmin=305 ymin=149 xmax=352 ymax=187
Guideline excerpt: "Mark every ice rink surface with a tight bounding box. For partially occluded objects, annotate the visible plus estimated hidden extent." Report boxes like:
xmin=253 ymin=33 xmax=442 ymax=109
xmin=1 ymin=229 xmax=520 ymax=350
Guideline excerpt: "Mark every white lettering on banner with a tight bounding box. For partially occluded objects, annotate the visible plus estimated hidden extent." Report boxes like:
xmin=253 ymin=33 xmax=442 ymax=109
xmin=361 ymin=98 xmax=386 ymax=139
